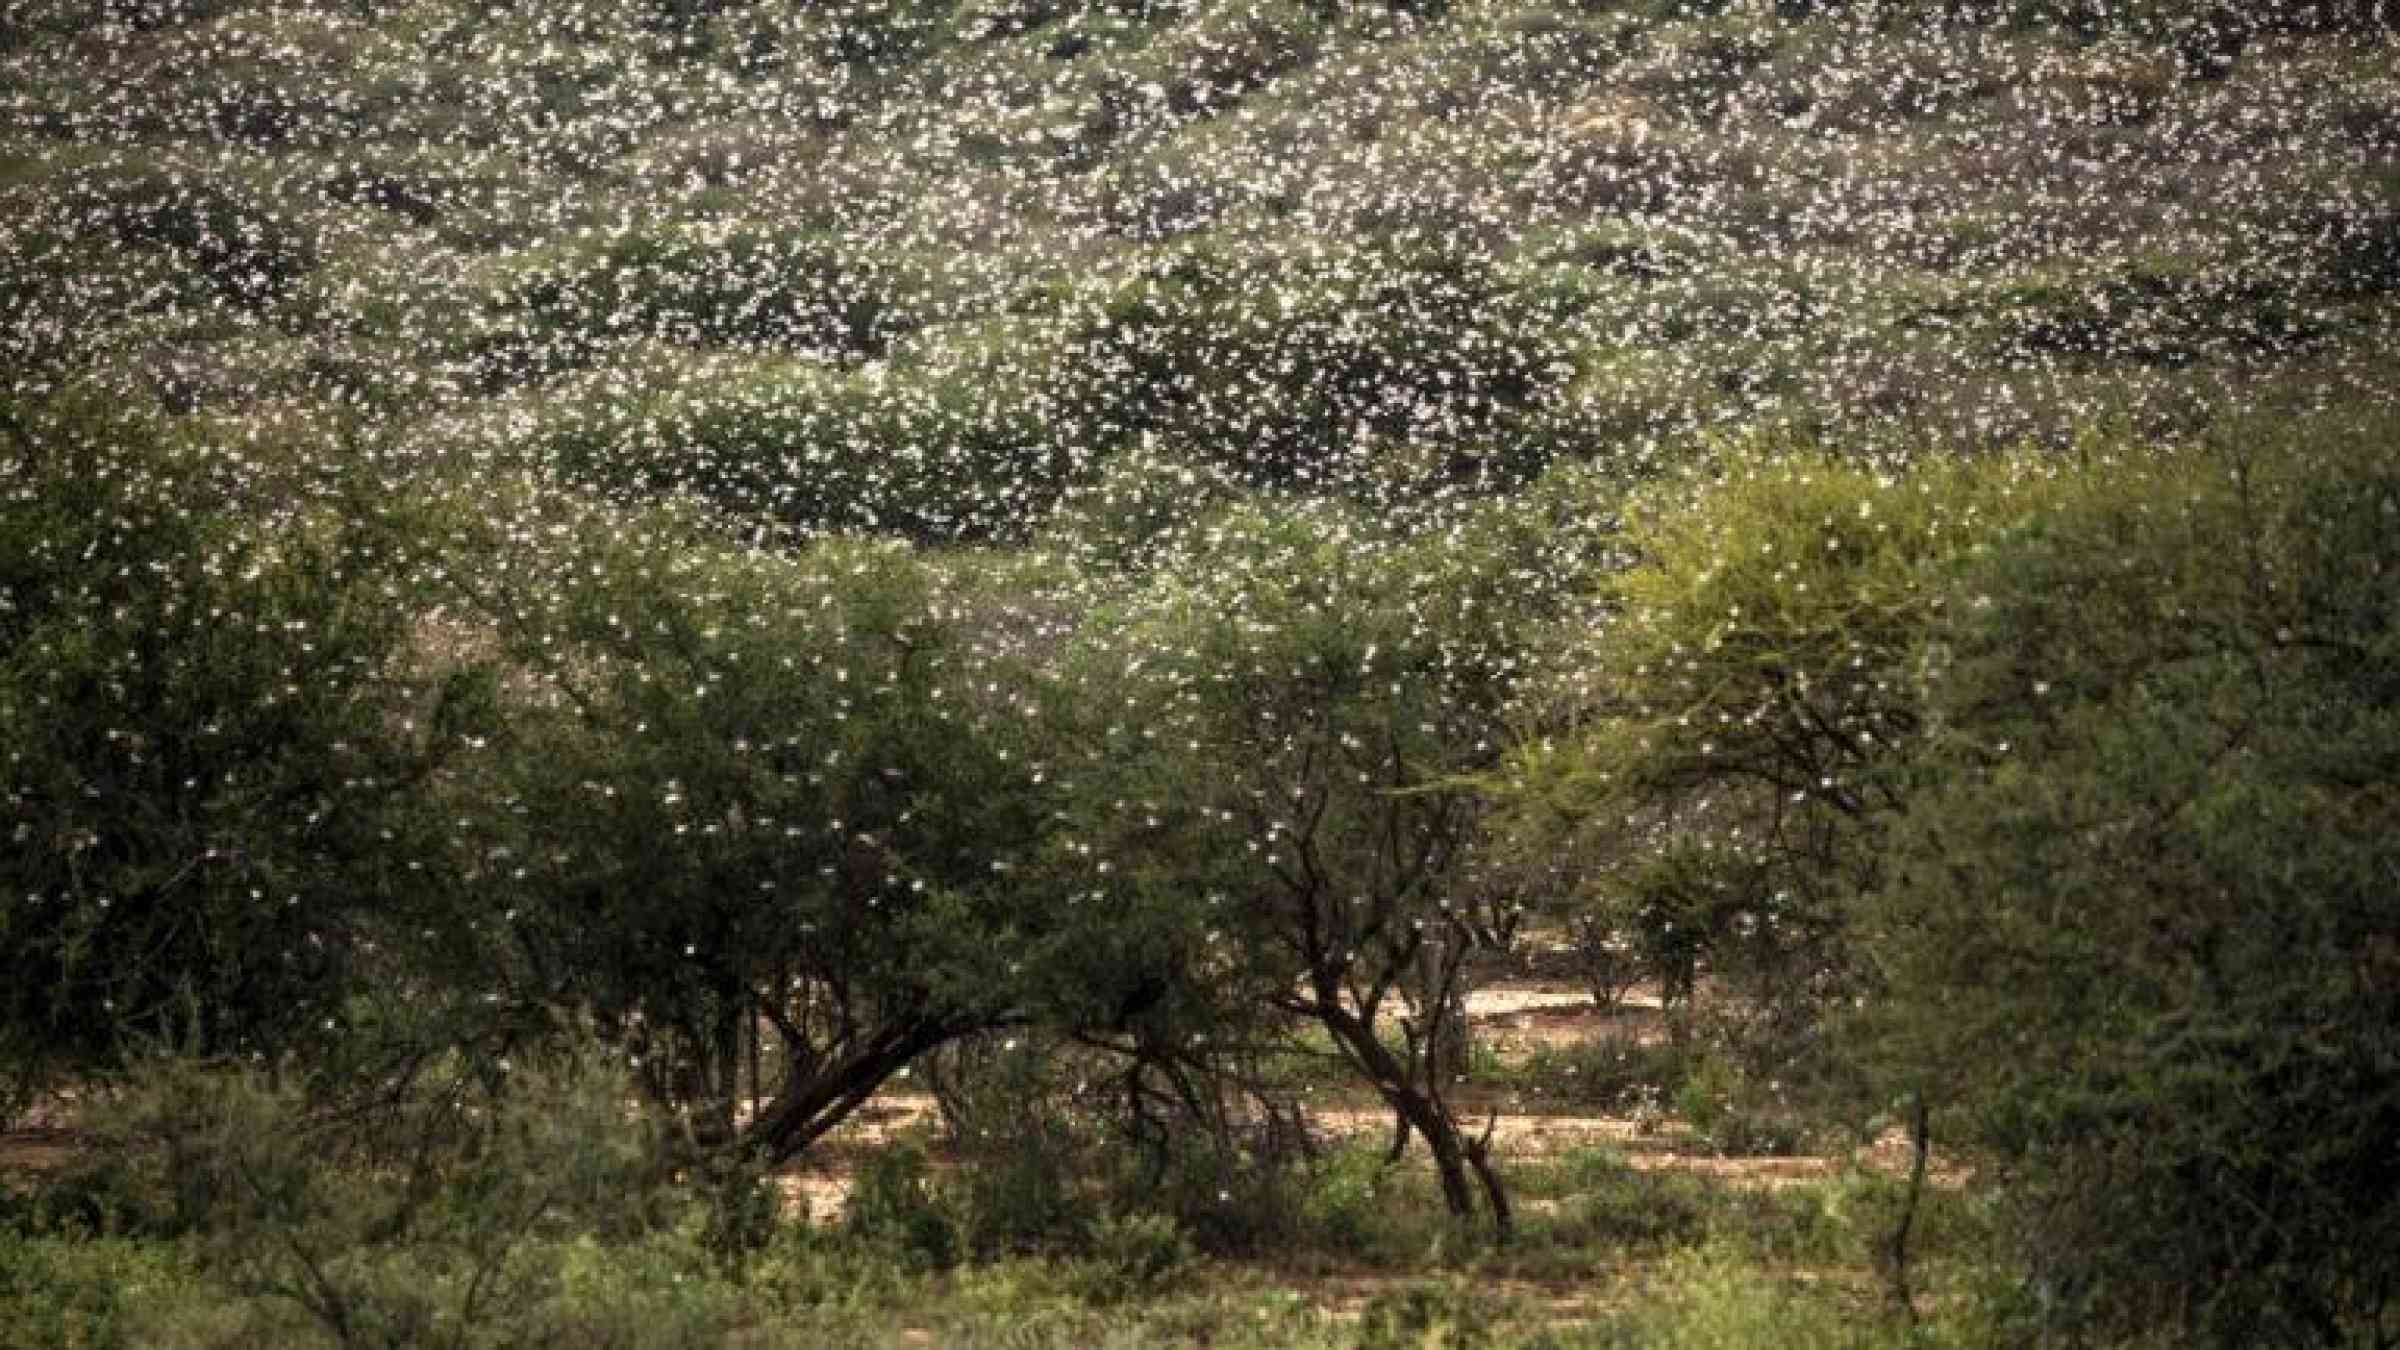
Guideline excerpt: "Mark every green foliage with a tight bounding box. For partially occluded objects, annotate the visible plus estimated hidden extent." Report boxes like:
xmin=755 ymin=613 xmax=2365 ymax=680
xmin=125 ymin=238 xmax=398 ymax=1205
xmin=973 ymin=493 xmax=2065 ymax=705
xmin=1078 ymin=1211 xmax=1197 ymax=1303
xmin=0 ymin=1230 xmax=223 ymax=1350
xmin=1050 ymin=497 xmax=1573 ymax=1230
xmin=426 ymin=496 xmax=1071 ymax=1160
xmin=1077 ymin=241 xmax=1566 ymax=497
xmin=1537 ymin=1148 xmax=1713 ymax=1252
xmin=1864 ymin=418 xmax=2400 ymax=1345
xmin=1353 ymin=1277 xmax=1502 ymax=1350
xmin=925 ymin=1038 xmax=1116 ymax=1259
xmin=1038 ymin=443 xmax=1249 ymax=573
xmin=513 ymin=330 xmax=1084 ymax=542
xmin=1501 ymin=443 xmax=2088 ymax=1081
xmin=457 ymin=223 xmax=933 ymax=390
xmin=51 ymin=1045 xmax=704 ymax=1349
xmin=842 ymin=1141 xmax=963 ymax=1271
xmin=1504 ymin=1034 xmax=1684 ymax=1116
xmin=1295 ymin=1140 xmax=1395 ymax=1254
xmin=0 ymin=398 xmax=462 ymax=1107
xmin=5 ymin=0 xmax=2399 ymax=1336
xmin=1583 ymin=1240 xmax=1917 ymax=1350
xmin=45 ymin=156 xmax=317 ymax=312
xmin=1674 ymin=1051 xmax=1803 ymax=1158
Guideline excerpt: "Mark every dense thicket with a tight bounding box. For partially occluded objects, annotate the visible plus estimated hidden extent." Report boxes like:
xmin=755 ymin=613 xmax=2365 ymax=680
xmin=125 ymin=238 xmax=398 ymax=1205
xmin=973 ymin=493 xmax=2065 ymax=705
xmin=1862 ymin=427 xmax=2400 ymax=1344
xmin=0 ymin=400 xmax=465 ymax=1107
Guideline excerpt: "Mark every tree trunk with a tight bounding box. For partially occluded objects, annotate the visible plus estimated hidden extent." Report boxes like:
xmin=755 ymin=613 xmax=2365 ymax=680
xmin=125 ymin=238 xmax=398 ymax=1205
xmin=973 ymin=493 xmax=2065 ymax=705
xmin=1401 ymin=1089 xmax=1479 ymax=1224
xmin=1410 ymin=935 xmax=1473 ymax=1084
xmin=1465 ymin=1122 xmax=1513 ymax=1241
xmin=1884 ymin=1089 xmax=1931 ymax=1321
xmin=1319 ymin=1002 xmax=1509 ymax=1240
xmin=740 ymin=1014 xmax=962 ymax=1168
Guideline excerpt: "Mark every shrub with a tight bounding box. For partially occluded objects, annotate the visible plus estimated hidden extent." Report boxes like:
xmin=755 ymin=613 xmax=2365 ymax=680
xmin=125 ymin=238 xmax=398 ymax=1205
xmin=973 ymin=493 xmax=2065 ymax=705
xmin=1864 ymin=417 xmax=2400 ymax=1346
xmin=51 ymin=159 xmax=316 ymax=312
xmin=1674 ymin=1051 xmax=1804 ymax=1159
xmin=0 ymin=1231 xmax=221 ymax=1350
xmin=1592 ymin=1241 xmax=1915 ymax=1350
xmin=842 ymin=1142 xmax=963 ymax=1272
xmin=1077 ymin=1211 xmax=1197 ymax=1303
xmin=930 ymin=1039 xmax=1108 ymax=1258
xmin=1506 ymin=1036 xmax=1685 ymax=1119
xmin=50 ymin=1043 xmax=707 ymax=1349
xmin=1297 ymin=1140 xmax=1393 ymax=1255
xmin=0 ymin=397 xmax=466 ymax=1104
xmin=455 ymin=223 xmax=928 ymax=390
xmin=1354 ymin=1278 xmax=1503 ymax=1350
xmin=1545 ymin=1148 xmax=1713 ymax=1252
xmin=1499 ymin=442 xmax=2086 ymax=1107
xmin=1072 ymin=240 xmax=1566 ymax=498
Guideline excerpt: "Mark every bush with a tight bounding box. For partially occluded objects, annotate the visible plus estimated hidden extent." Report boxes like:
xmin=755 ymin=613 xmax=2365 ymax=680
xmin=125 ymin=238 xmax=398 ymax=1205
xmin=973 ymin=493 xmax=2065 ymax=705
xmin=1591 ymin=1241 xmax=1916 ymax=1350
xmin=0 ymin=397 xmax=464 ymax=1104
xmin=74 ymin=1045 xmax=693 ymax=1349
xmin=935 ymin=1042 xmax=1104 ymax=1259
xmin=1354 ymin=1278 xmax=1503 ymax=1350
xmin=843 ymin=1142 xmax=963 ymax=1271
xmin=1545 ymin=1148 xmax=1713 ymax=1252
xmin=1674 ymin=1051 xmax=1804 ymax=1159
xmin=1297 ymin=1140 xmax=1393 ymax=1255
xmin=1077 ymin=1211 xmax=1197 ymax=1303
xmin=1507 ymin=1036 xmax=1684 ymax=1118
xmin=1864 ymin=418 xmax=2400 ymax=1346
xmin=0 ymin=1231 xmax=223 ymax=1350
xmin=1100 ymin=1110 xmax=1317 ymax=1259
xmin=1072 ymin=240 xmax=1566 ymax=498
xmin=48 ymin=158 xmax=316 ymax=312
xmin=1500 ymin=442 xmax=2087 ymax=1110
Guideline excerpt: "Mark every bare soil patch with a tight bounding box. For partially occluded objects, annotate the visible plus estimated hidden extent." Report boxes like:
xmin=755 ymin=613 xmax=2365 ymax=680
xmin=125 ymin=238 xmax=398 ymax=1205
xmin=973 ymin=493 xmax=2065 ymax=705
xmin=0 ymin=1126 xmax=86 ymax=1178
xmin=1467 ymin=979 xmax=1670 ymax=1063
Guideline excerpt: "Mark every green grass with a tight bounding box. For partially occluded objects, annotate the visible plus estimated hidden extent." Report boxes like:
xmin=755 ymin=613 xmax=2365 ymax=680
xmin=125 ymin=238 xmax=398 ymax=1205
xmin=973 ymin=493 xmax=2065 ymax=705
xmin=2 ymin=1140 xmax=2003 ymax=1349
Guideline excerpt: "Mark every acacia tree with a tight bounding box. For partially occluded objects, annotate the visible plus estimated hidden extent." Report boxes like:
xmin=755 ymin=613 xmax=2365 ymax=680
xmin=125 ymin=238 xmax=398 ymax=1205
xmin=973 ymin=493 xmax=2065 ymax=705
xmin=436 ymin=491 xmax=1064 ymax=1166
xmin=1496 ymin=444 xmax=2084 ymax=1085
xmin=0 ymin=398 xmax=469 ymax=1108
xmin=1054 ymin=499 xmax=1548 ymax=1235
xmin=1862 ymin=425 xmax=2400 ymax=1345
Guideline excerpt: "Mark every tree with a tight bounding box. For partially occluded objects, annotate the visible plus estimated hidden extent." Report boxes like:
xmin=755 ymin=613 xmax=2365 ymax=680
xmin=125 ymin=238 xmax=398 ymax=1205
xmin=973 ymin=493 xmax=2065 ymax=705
xmin=0 ymin=398 xmax=466 ymax=1109
xmin=437 ymin=491 xmax=1065 ymax=1167
xmin=1053 ymin=499 xmax=1551 ymax=1235
xmin=1496 ymin=442 xmax=2070 ymax=1082
xmin=1863 ymin=422 xmax=2400 ymax=1345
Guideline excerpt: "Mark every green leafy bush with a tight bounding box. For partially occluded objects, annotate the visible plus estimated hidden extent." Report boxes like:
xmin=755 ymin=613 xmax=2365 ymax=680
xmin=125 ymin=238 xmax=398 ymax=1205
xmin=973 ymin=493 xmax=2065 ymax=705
xmin=843 ymin=1141 xmax=962 ymax=1271
xmin=0 ymin=1230 xmax=224 ymax=1350
xmin=1544 ymin=1147 xmax=1713 ymax=1252
xmin=1354 ymin=1278 xmax=1501 ymax=1350
xmin=1501 ymin=443 xmax=2086 ymax=1093
xmin=72 ymin=1046 xmax=698 ymax=1349
xmin=457 ymin=223 xmax=933 ymax=390
xmin=1865 ymin=418 xmax=2400 ymax=1346
xmin=1077 ymin=1211 xmax=1198 ymax=1303
xmin=0 ymin=398 xmax=463 ymax=1106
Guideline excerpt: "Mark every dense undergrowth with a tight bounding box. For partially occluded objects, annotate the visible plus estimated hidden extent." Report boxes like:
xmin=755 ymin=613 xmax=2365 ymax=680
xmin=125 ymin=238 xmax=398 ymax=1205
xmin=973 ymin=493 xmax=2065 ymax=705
xmin=5 ymin=0 xmax=2400 ymax=1345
